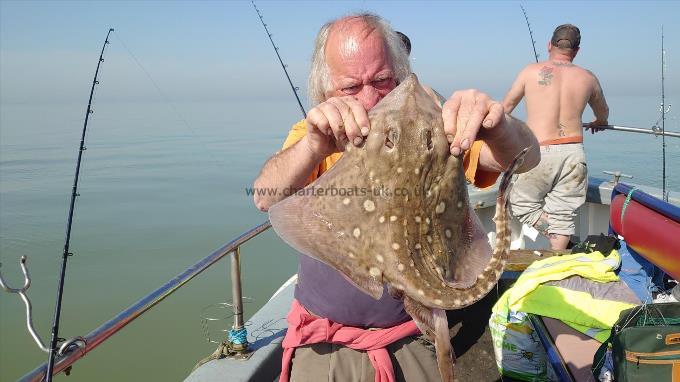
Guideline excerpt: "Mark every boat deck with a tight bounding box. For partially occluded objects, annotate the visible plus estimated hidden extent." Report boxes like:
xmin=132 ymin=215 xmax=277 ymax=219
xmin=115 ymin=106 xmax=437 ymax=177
xmin=447 ymin=284 xmax=509 ymax=382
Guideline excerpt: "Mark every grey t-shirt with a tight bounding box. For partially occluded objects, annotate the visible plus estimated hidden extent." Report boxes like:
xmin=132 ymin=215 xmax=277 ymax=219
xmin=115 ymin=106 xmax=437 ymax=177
xmin=294 ymin=254 xmax=411 ymax=328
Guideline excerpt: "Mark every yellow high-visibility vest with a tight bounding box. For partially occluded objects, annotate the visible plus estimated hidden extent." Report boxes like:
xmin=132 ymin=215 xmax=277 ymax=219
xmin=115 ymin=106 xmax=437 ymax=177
xmin=494 ymin=250 xmax=638 ymax=342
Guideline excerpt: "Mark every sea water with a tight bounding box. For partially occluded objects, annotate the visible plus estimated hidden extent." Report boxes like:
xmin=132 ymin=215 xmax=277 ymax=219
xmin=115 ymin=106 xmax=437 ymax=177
xmin=1 ymin=96 xmax=678 ymax=381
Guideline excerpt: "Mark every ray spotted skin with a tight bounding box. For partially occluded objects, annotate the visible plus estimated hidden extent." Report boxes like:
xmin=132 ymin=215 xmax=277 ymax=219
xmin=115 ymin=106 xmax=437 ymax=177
xmin=269 ymin=74 xmax=527 ymax=381
xmin=401 ymin=146 xmax=525 ymax=382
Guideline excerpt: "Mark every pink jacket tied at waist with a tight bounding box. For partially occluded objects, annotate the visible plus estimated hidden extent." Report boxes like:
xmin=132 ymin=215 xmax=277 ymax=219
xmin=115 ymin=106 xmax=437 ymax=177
xmin=280 ymin=299 xmax=420 ymax=382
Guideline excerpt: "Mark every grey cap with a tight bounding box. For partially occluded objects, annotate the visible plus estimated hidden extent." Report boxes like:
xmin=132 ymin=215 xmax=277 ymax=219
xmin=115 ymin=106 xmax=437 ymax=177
xmin=395 ymin=31 xmax=411 ymax=55
xmin=551 ymin=24 xmax=581 ymax=49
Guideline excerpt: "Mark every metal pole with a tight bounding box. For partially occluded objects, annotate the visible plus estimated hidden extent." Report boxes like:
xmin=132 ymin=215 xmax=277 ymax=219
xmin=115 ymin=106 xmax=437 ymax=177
xmin=584 ymin=124 xmax=680 ymax=138
xmin=231 ymin=247 xmax=245 ymax=330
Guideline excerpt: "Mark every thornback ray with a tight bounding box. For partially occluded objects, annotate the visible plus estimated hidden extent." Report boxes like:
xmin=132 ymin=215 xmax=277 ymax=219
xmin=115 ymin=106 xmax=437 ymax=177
xmin=269 ymin=73 xmax=527 ymax=381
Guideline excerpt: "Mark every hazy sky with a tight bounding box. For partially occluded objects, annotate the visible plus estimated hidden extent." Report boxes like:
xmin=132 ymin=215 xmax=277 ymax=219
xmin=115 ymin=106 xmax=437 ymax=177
xmin=1 ymin=0 xmax=678 ymax=106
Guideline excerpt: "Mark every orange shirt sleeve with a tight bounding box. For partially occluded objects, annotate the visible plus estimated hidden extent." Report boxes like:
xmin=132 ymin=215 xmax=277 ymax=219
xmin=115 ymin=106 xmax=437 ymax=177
xmin=282 ymin=120 xmax=308 ymax=151
xmin=463 ymin=140 xmax=500 ymax=189
xmin=281 ymin=119 xmax=498 ymax=188
xmin=281 ymin=120 xmax=321 ymax=185
xmin=281 ymin=120 xmax=343 ymax=185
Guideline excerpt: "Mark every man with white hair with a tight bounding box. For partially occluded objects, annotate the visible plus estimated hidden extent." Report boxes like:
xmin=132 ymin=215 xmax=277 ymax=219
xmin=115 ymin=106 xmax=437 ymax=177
xmin=254 ymin=13 xmax=539 ymax=381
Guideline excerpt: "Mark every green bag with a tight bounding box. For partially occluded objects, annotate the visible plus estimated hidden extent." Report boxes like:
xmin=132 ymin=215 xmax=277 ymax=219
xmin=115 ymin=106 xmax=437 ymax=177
xmin=593 ymin=302 xmax=680 ymax=381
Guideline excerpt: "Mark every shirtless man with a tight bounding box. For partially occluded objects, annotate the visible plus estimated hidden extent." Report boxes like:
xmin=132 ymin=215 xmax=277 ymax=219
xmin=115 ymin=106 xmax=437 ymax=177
xmin=502 ymin=24 xmax=609 ymax=250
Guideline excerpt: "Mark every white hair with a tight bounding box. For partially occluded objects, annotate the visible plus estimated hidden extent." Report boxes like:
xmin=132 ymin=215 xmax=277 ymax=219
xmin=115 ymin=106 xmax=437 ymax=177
xmin=308 ymin=13 xmax=412 ymax=106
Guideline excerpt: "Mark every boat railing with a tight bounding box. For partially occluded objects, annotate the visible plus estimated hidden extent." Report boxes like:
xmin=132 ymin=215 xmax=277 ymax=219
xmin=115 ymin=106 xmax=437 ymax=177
xmin=18 ymin=221 xmax=272 ymax=382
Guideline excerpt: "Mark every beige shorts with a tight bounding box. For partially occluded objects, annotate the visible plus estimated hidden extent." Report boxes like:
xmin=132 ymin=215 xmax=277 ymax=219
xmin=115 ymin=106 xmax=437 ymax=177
xmin=509 ymin=143 xmax=587 ymax=236
xmin=289 ymin=335 xmax=441 ymax=382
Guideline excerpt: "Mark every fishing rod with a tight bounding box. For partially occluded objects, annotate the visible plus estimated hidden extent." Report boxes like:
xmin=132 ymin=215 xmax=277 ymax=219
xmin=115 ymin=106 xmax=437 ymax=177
xmin=520 ymin=5 xmax=539 ymax=63
xmin=660 ymin=25 xmax=668 ymax=201
xmin=583 ymin=123 xmax=680 ymax=138
xmin=44 ymin=27 xmax=114 ymax=381
xmin=251 ymin=1 xmax=307 ymax=118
